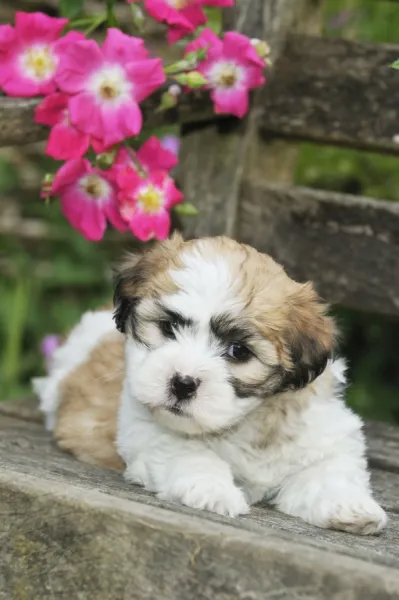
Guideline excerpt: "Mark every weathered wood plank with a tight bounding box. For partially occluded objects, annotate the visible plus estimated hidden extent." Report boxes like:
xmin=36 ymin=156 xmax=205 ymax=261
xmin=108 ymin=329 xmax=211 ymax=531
xmin=179 ymin=120 xmax=253 ymax=238
xmin=179 ymin=0 xmax=307 ymax=238
xmin=261 ymin=35 xmax=399 ymax=154
xmin=2 ymin=468 xmax=399 ymax=600
xmin=238 ymin=181 xmax=399 ymax=318
xmin=1 ymin=413 xmax=399 ymax=599
xmin=3 ymin=398 xmax=399 ymax=474
xmin=0 ymin=87 xmax=217 ymax=148
xmin=0 ymin=97 xmax=48 ymax=147
xmin=366 ymin=421 xmax=399 ymax=473
xmin=0 ymin=397 xmax=42 ymax=423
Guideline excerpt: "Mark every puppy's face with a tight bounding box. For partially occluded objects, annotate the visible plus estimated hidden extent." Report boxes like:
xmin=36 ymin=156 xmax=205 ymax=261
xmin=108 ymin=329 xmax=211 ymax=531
xmin=114 ymin=235 xmax=336 ymax=436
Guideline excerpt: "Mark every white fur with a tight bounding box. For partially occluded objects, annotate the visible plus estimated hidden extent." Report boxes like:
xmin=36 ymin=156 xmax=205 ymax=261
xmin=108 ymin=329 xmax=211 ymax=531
xmin=117 ymin=357 xmax=386 ymax=531
xmin=116 ymin=250 xmax=387 ymax=534
xmin=35 ymin=248 xmax=387 ymax=535
xmin=33 ymin=310 xmax=115 ymax=430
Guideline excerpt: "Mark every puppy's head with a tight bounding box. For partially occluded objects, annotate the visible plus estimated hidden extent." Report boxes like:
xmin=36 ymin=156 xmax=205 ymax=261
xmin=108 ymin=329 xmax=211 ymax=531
xmin=114 ymin=234 xmax=336 ymax=435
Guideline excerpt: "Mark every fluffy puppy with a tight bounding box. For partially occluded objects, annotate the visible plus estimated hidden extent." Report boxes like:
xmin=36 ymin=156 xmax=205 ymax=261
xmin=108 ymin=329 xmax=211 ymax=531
xmin=34 ymin=234 xmax=387 ymax=535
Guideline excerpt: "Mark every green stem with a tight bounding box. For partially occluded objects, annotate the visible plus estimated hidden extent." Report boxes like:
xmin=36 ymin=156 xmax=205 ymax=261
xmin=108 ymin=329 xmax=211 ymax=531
xmin=84 ymin=13 xmax=107 ymax=35
xmin=106 ymin=0 xmax=118 ymax=27
xmin=67 ymin=17 xmax=97 ymax=29
xmin=124 ymin=144 xmax=148 ymax=178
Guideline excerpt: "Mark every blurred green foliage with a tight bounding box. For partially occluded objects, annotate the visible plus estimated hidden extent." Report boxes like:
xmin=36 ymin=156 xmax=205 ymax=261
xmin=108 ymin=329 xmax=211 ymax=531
xmin=0 ymin=0 xmax=398 ymax=425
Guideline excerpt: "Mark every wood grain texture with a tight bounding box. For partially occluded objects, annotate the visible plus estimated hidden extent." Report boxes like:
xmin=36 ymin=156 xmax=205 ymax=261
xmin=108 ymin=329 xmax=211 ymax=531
xmin=0 ymin=96 xmax=48 ymax=147
xmin=179 ymin=0 xmax=305 ymax=239
xmin=0 ymin=397 xmax=42 ymax=423
xmin=1 ymin=413 xmax=399 ymax=599
xmin=366 ymin=421 xmax=399 ymax=473
xmin=261 ymin=35 xmax=399 ymax=153
xmin=238 ymin=181 xmax=399 ymax=317
xmin=179 ymin=121 xmax=252 ymax=238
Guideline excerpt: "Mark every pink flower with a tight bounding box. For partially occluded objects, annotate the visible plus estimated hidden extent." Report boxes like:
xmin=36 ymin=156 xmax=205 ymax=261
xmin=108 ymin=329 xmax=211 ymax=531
xmin=35 ymin=93 xmax=108 ymax=159
xmin=116 ymin=166 xmax=183 ymax=241
xmin=40 ymin=334 xmax=61 ymax=371
xmin=113 ymin=136 xmax=178 ymax=174
xmin=0 ymin=12 xmax=83 ymax=97
xmin=52 ymin=159 xmax=127 ymax=241
xmin=55 ymin=28 xmax=165 ymax=147
xmin=35 ymin=93 xmax=91 ymax=160
xmin=145 ymin=0 xmax=233 ymax=43
xmin=186 ymin=28 xmax=266 ymax=118
xmin=144 ymin=0 xmax=206 ymax=43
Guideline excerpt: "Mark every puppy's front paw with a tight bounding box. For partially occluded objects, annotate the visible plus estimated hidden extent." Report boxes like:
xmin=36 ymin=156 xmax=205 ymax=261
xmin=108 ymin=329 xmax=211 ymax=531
xmin=159 ymin=478 xmax=250 ymax=518
xmin=326 ymin=496 xmax=387 ymax=535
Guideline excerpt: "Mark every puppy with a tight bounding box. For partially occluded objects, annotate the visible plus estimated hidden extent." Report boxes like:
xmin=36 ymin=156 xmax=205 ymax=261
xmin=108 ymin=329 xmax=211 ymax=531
xmin=33 ymin=234 xmax=387 ymax=535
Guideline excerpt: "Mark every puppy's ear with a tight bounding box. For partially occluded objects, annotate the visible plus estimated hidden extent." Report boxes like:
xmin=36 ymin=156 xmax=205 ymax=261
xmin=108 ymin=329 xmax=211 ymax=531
xmin=113 ymin=252 xmax=144 ymax=334
xmin=279 ymin=283 xmax=336 ymax=392
xmin=113 ymin=234 xmax=185 ymax=333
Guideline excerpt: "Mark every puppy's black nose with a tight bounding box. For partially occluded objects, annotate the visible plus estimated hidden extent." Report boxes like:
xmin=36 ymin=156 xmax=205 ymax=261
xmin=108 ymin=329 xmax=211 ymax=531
xmin=171 ymin=373 xmax=200 ymax=402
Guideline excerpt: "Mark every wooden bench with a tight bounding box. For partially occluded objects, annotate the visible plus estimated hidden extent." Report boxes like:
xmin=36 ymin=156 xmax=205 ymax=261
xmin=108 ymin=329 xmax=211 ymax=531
xmin=1 ymin=398 xmax=399 ymax=598
xmin=1 ymin=0 xmax=399 ymax=597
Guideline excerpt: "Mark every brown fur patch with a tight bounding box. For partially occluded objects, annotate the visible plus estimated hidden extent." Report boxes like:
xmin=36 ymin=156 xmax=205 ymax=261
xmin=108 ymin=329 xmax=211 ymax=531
xmin=188 ymin=237 xmax=336 ymax=390
xmin=115 ymin=235 xmax=335 ymax=391
xmin=55 ymin=331 xmax=125 ymax=471
xmin=56 ymin=236 xmax=336 ymax=469
xmin=116 ymin=232 xmax=185 ymax=299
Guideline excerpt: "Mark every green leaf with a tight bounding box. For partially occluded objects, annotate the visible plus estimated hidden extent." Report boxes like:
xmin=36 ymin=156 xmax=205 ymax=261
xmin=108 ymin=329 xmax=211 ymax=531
xmin=203 ymin=7 xmax=222 ymax=35
xmin=84 ymin=13 xmax=107 ymax=35
xmin=391 ymin=59 xmax=399 ymax=69
xmin=174 ymin=203 xmax=199 ymax=217
xmin=59 ymin=0 xmax=84 ymax=19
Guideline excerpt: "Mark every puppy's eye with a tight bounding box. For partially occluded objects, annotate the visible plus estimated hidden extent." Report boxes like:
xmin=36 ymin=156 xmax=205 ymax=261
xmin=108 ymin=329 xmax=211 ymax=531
xmin=226 ymin=343 xmax=252 ymax=362
xmin=159 ymin=319 xmax=178 ymax=339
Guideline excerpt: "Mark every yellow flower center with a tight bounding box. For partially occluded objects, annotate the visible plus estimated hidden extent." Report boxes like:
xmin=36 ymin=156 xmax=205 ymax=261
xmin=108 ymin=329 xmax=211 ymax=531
xmin=99 ymin=82 xmax=119 ymax=100
xmin=169 ymin=0 xmax=190 ymax=9
xmin=23 ymin=46 xmax=56 ymax=81
xmin=81 ymin=175 xmax=108 ymax=200
xmin=89 ymin=65 xmax=131 ymax=106
xmin=218 ymin=65 xmax=238 ymax=88
xmin=138 ymin=185 xmax=163 ymax=214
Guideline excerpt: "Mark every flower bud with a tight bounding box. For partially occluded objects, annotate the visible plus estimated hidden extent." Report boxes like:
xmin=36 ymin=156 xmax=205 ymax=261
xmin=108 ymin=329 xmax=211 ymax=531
xmin=40 ymin=173 xmax=54 ymax=201
xmin=96 ymin=149 xmax=117 ymax=169
xmin=184 ymin=71 xmax=207 ymax=88
xmin=157 ymin=90 xmax=179 ymax=111
xmin=174 ymin=202 xmax=199 ymax=217
xmin=251 ymin=38 xmax=271 ymax=61
xmin=174 ymin=73 xmax=188 ymax=86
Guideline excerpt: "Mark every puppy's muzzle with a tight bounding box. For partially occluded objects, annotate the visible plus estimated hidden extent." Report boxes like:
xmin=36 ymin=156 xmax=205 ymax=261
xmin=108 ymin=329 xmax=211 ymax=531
xmin=170 ymin=373 xmax=200 ymax=403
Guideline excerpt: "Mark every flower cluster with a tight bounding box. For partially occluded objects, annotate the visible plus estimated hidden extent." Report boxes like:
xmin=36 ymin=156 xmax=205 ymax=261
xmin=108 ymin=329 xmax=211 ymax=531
xmin=52 ymin=136 xmax=181 ymax=241
xmin=0 ymin=5 xmax=268 ymax=242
